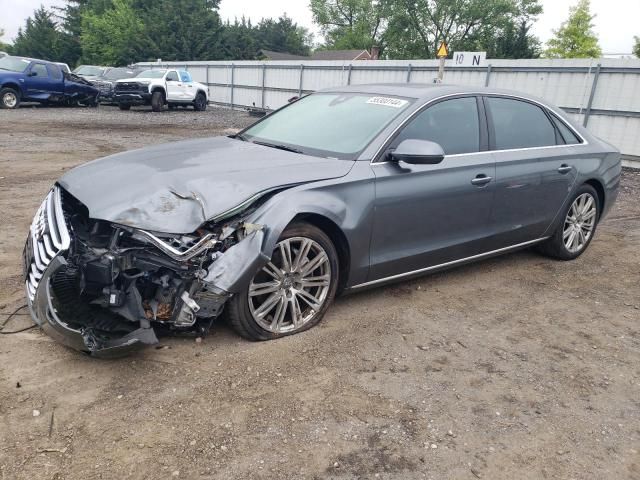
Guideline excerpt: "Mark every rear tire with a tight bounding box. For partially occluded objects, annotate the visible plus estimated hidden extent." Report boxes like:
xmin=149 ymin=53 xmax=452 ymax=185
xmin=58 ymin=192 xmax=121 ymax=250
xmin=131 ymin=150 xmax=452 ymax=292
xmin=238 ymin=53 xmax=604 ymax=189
xmin=0 ymin=87 xmax=20 ymax=109
xmin=228 ymin=222 xmax=339 ymax=341
xmin=118 ymin=103 xmax=131 ymax=111
xmin=151 ymin=91 xmax=164 ymax=112
xmin=193 ymin=92 xmax=207 ymax=111
xmin=537 ymin=184 xmax=600 ymax=260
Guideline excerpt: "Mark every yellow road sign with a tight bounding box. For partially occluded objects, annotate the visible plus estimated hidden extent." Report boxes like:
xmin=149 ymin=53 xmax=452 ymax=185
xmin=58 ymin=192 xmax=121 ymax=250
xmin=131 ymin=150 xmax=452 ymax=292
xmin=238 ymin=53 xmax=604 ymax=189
xmin=437 ymin=42 xmax=449 ymax=58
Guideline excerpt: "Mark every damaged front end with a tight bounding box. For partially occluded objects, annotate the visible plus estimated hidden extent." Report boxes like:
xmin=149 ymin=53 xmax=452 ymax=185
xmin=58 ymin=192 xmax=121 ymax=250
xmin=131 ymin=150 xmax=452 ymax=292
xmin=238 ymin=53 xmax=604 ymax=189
xmin=24 ymin=186 xmax=264 ymax=357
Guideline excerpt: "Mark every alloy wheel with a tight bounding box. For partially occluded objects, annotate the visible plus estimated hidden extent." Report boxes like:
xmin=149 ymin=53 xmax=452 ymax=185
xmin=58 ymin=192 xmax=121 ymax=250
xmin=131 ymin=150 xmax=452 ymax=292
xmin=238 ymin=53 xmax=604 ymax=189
xmin=563 ymin=193 xmax=597 ymax=253
xmin=248 ymin=237 xmax=332 ymax=333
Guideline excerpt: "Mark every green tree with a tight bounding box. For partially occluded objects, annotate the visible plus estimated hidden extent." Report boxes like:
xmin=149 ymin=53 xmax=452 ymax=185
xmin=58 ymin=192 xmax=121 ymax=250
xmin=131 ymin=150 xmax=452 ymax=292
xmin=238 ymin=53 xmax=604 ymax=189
xmin=311 ymin=0 xmax=544 ymax=59
xmin=81 ymin=0 xmax=147 ymax=65
xmin=384 ymin=0 xmax=518 ymax=59
xmin=219 ymin=17 xmax=258 ymax=60
xmin=141 ymin=0 xmax=223 ymax=61
xmin=11 ymin=6 xmax=64 ymax=61
xmin=467 ymin=0 xmax=543 ymax=58
xmin=79 ymin=0 xmax=224 ymax=64
xmin=633 ymin=36 xmax=640 ymax=58
xmin=544 ymin=0 xmax=602 ymax=58
xmin=310 ymin=0 xmax=387 ymax=51
xmin=53 ymin=1 xmax=110 ymax=67
xmin=255 ymin=15 xmax=311 ymax=56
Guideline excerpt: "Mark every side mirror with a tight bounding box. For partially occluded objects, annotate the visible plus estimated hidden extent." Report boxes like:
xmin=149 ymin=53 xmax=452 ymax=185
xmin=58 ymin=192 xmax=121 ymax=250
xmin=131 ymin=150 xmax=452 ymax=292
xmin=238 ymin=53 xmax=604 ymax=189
xmin=390 ymin=139 xmax=445 ymax=165
xmin=28 ymin=71 xmax=37 ymax=77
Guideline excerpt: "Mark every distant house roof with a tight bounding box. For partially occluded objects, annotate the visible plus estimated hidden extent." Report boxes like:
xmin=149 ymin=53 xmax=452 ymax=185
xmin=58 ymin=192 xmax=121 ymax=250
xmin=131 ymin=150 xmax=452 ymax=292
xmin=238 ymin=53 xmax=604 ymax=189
xmin=311 ymin=49 xmax=372 ymax=61
xmin=259 ymin=50 xmax=310 ymax=61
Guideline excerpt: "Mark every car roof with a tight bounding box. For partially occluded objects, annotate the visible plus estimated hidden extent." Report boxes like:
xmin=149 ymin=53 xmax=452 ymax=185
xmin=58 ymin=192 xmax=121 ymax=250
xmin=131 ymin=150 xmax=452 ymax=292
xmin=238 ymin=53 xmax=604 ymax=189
xmin=7 ymin=56 xmax=68 ymax=68
xmin=10 ymin=56 xmax=52 ymax=64
xmin=319 ymin=83 xmax=549 ymax=105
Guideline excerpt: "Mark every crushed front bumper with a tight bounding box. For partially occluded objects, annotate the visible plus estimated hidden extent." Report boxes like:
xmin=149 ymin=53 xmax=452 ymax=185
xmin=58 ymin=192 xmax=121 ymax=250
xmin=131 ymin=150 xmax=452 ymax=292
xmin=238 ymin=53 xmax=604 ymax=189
xmin=23 ymin=187 xmax=158 ymax=357
xmin=27 ymin=255 xmax=158 ymax=358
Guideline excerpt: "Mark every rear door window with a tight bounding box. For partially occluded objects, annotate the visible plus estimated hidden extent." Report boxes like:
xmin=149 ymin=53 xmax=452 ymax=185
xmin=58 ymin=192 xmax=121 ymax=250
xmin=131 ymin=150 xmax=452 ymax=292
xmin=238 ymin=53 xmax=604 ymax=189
xmin=179 ymin=71 xmax=192 ymax=83
xmin=393 ymin=96 xmax=480 ymax=155
xmin=47 ymin=64 xmax=62 ymax=80
xmin=486 ymin=97 xmax=557 ymax=150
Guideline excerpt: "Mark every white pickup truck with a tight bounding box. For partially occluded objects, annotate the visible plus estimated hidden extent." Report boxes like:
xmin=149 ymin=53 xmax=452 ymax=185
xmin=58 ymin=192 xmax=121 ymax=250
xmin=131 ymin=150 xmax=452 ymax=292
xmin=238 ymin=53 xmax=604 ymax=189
xmin=113 ymin=68 xmax=208 ymax=112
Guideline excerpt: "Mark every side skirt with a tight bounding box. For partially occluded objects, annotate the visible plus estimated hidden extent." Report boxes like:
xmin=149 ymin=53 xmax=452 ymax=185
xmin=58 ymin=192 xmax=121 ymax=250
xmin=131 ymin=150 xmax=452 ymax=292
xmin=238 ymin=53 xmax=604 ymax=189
xmin=346 ymin=237 xmax=548 ymax=292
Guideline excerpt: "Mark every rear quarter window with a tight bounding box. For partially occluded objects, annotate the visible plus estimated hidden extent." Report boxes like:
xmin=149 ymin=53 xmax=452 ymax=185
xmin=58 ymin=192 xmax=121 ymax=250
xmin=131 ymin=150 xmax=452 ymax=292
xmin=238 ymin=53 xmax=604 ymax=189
xmin=550 ymin=114 xmax=583 ymax=144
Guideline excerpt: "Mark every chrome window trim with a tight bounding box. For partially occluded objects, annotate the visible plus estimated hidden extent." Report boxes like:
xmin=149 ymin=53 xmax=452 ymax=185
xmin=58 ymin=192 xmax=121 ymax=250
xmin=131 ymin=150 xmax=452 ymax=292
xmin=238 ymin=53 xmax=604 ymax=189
xmin=348 ymin=237 xmax=548 ymax=290
xmin=370 ymin=92 xmax=588 ymax=165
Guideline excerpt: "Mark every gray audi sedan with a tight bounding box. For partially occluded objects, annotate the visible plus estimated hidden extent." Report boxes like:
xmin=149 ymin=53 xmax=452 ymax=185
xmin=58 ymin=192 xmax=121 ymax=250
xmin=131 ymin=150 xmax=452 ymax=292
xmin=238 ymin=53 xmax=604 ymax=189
xmin=24 ymin=84 xmax=621 ymax=356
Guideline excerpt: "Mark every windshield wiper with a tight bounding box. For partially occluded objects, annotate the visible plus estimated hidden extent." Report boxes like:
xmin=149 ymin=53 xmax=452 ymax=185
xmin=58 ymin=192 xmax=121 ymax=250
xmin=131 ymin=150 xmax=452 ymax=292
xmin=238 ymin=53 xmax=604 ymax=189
xmin=251 ymin=140 xmax=303 ymax=154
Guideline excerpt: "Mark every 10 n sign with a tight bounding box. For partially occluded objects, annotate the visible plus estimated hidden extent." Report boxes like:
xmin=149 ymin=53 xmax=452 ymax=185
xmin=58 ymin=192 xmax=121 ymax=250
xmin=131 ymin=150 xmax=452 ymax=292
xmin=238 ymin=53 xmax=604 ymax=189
xmin=453 ymin=52 xmax=486 ymax=67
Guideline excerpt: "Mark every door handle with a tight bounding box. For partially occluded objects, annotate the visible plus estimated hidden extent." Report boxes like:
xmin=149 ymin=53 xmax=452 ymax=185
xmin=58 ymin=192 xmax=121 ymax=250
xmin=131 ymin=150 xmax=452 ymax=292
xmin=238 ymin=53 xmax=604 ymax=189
xmin=558 ymin=164 xmax=573 ymax=174
xmin=471 ymin=174 xmax=492 ymax=186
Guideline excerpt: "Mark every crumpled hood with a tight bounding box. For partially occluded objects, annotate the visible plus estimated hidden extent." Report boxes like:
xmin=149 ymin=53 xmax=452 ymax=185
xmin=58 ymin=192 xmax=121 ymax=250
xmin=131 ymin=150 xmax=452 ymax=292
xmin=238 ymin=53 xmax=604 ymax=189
xmin=58 ymin=136 xmax=353 ymax=233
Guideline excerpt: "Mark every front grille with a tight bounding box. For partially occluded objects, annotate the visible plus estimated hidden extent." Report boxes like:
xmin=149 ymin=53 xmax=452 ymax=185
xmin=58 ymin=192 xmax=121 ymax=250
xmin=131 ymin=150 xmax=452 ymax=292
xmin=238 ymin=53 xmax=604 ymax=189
xmin=115 ymin=82 xmax=143 ymax=93
xmin=93 ymin=81 xmax=113 ymax=95
xmin=25 ymin=187 xmax=71 ymax=302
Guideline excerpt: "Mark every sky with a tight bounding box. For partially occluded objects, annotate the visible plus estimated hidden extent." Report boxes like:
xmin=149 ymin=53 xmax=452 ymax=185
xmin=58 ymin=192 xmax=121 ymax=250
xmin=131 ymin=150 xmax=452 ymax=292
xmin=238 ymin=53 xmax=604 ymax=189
xmin=1 ymin=0 xmax=638 ymax=54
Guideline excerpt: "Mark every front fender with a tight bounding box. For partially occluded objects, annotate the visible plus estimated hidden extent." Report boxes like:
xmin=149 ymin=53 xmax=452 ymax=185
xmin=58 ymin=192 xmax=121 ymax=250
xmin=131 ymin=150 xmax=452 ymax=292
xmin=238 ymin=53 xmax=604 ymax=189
xmin=202 ymin=190 xmax=352 ymax=294
xmin=253 ymin=190 xmax=349 ymax=259
xmin=202 ymin=162 xmax=375 ymax=295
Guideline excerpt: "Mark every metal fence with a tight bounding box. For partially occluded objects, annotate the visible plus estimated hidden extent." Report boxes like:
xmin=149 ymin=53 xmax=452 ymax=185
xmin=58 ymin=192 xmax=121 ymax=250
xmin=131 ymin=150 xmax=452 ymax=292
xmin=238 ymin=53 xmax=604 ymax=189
xmin=137 ymin=58 xmax=640 ymax=164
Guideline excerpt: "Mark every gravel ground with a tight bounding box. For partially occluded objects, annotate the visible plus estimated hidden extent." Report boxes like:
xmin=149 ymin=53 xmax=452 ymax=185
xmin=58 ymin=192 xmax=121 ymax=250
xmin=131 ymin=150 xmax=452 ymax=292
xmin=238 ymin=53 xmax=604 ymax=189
xmin=1 ymin=106 xmax=639 ymax=480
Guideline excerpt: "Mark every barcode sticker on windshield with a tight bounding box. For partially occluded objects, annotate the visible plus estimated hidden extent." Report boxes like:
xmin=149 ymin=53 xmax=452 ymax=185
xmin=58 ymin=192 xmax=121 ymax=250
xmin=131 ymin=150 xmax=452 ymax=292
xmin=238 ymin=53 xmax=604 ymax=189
xmin=366 ymin=97 xmax=408 ymax=108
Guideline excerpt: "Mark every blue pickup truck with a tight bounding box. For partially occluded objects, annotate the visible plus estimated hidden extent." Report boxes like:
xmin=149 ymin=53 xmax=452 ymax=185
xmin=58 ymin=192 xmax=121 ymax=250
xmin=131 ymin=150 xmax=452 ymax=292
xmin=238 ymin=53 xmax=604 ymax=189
xmin=0 ymin=56 xmax=99 ymax=109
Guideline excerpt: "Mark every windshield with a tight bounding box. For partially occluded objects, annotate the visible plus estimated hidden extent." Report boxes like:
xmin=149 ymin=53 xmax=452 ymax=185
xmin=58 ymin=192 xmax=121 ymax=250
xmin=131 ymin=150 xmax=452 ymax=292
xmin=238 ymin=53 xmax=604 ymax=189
xmin=136 ymin=69 xmax=166 ymax=79
xmin=74 ymin=66 xmax=105 ymax=76
xmin=241 ymin=93 xmax=413 ymax=159
xmin=0 ymin=56 xmax=31 ymax=73
xmin=104 ymin=68 xmax=137 ymax=80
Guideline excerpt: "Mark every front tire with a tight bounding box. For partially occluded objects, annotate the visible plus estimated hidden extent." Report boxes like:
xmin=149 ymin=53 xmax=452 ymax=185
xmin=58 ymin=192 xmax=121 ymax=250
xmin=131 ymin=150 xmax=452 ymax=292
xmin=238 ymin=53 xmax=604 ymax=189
xmin=193 ymin=92 xmax=207 ymax=111
xmin=151 ymin=91 xmax=164 ymax=112
xmin=228 ymin=222 xmax=339 ymax=341
xmin=0 ymin=87 xmax=20 ymax=109
xmin=538 ymin=184 xmax=600 ymax=260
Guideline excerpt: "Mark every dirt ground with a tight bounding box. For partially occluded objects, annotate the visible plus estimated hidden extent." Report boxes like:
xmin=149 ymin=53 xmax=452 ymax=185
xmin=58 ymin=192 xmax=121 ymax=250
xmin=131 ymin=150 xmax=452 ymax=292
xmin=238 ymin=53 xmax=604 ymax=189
xmin=1 ymin=106 xmax=639 ymax=480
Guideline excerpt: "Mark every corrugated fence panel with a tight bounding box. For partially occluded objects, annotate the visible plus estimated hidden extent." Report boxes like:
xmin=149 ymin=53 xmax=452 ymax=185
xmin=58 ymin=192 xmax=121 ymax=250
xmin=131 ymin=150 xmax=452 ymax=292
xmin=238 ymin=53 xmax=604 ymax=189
xmin=587 ymin=115 xmax=640 ymax=157
xmin=136 ymin=58 xmax=640 ymax=160
xmin=592 ymin=72 xmax=640 ymax=112
xmin=265 ymin=66 xmax=303 ymax=91
xmin=350 ymin=67 xmax=407 ymax=85
xmin=264 ymin=90 xmax=298 ymax=109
